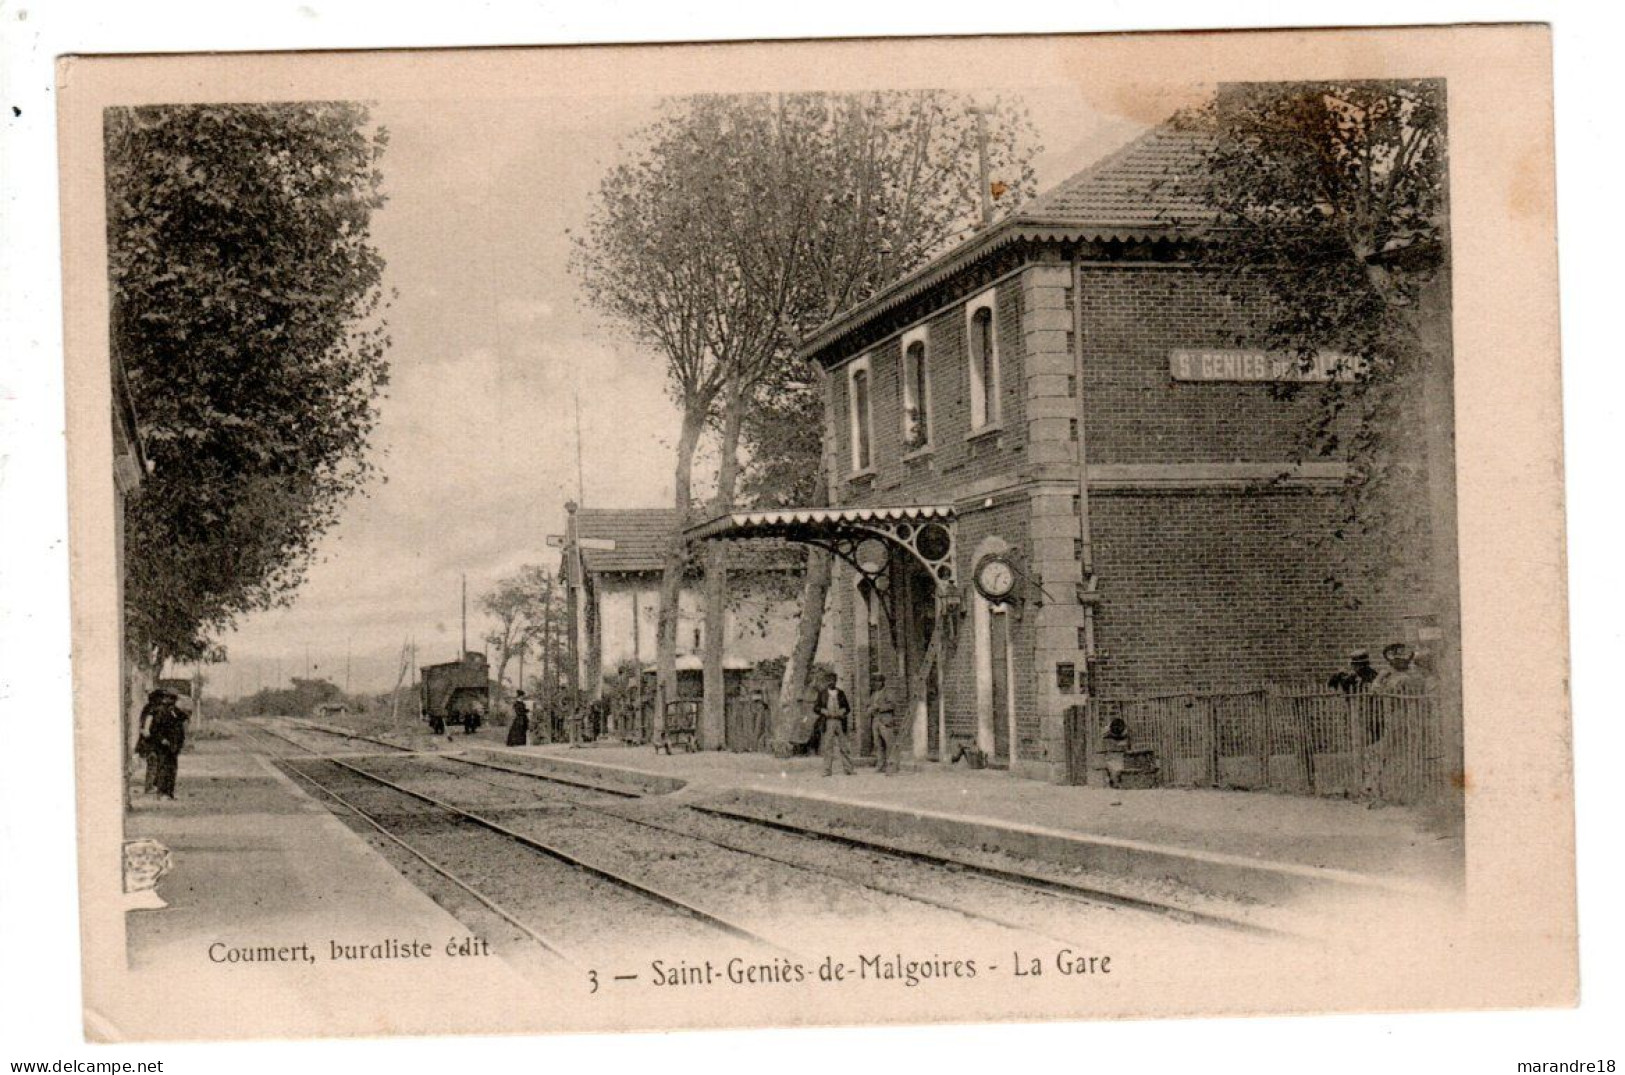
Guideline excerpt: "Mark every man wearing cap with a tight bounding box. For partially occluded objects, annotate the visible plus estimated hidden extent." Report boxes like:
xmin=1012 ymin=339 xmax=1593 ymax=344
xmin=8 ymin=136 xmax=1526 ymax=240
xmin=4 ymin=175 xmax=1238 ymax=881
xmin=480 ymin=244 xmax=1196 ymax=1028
xmin=1328 ymin=651 xmax=1379 ymax=694
xmin=145 ymin=691 xmax=189 ymax=800
xmin=814 ymin=673 xmax=854 ymax=777
xmin=1361 ymin=643 xmax=1434 ymax=803
xmin=868 ymin=674 xmax=901 ymax=775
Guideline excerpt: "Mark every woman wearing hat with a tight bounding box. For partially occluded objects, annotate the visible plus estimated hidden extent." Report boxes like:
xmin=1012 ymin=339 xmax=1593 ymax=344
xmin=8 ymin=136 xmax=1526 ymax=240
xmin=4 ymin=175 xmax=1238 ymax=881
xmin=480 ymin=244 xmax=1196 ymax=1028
xmin=1377 ymin=643 xmax=1428 ymax=693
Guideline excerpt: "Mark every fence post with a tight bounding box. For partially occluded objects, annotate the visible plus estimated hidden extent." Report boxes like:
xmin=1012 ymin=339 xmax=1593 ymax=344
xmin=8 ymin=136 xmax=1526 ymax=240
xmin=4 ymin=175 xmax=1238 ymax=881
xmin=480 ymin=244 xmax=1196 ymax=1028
xmin=1256 ymin=690 xmax=1271 ymax=789
xmin=1350 ymin=693 xmax=1367 ymax=800
xmin=1295 ymin=696 xmax=1316 ymax=793
xmin=1078 ymin=701 xmax=1101 ymax=786
xmin=1204 ymin=696 xmax=1219 ymax=788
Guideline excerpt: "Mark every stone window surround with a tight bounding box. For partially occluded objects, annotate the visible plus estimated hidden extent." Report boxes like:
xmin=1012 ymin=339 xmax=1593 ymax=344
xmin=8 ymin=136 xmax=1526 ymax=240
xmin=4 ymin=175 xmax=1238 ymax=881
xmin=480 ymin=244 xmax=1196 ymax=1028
xmin=966 ymin=285 xmax=1001 ymax=431
xmin=900 ymin=324 xmax=933 ymax=455
xmin=846 ymin=353 xmax=875 ymax=477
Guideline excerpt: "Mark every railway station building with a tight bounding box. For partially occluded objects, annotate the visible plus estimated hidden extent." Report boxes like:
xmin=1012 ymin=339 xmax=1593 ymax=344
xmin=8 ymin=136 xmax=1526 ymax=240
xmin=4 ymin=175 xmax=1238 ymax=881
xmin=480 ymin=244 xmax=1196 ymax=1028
xmin=688 ymin=125 xmax=1438 ymax=784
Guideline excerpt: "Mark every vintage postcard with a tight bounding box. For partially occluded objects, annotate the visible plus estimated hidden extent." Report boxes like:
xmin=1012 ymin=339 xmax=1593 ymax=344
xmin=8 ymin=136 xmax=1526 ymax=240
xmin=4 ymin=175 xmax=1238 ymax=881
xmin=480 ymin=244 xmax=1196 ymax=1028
xmin=59 ymin=25 xmax=1571 ymax=1042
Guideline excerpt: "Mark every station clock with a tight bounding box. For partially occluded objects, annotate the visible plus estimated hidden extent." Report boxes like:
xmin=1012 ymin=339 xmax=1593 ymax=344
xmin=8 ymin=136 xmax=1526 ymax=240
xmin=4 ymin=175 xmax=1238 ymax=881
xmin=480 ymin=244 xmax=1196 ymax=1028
xmin=973 ymin=553 xmax=1017 ymax=603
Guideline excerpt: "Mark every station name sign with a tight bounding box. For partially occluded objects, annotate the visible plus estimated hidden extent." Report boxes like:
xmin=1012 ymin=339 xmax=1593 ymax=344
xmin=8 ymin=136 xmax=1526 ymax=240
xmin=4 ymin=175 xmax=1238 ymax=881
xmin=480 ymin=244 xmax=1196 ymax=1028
xmin=1170 ymin=349 xmax=1362 ymax=383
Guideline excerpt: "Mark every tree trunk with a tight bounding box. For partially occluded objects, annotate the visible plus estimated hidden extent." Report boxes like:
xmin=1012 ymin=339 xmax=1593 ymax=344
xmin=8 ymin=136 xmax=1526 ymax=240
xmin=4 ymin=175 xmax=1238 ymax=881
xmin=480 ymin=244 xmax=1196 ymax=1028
xmin=775 ymin=469 xmax=832 ymax=740
xmin=492 ymin=639 xmax=513 ymax=705
xmin=776 ymin=544 xmax=832 ymax=740
xmin=657 ymin=403 xmax=708 ymax=738
xmin=702 ymin=384 xmax=746 ymax=751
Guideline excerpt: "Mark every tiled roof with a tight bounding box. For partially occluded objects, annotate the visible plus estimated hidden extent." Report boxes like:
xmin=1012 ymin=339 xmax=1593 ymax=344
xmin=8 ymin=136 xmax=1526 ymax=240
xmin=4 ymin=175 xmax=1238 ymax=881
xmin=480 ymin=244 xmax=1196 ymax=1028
xmin=576 ymin=508 xmax=678 ymax=573
xmin=1016 ymin=124 xmax=1215 ymax=229
xmin=575 ymin=508 xmax=801 ymax=574
xmin=798 ymin=123 xmax=1216 ymax=362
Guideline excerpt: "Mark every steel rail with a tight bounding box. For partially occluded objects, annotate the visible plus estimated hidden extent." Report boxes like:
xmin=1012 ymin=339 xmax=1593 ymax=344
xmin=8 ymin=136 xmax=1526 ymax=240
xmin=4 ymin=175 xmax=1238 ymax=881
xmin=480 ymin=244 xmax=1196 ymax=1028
xmin=437 ymin=753 xmax=643 ymax=799
xmin=273 ymin=716 xmax=415 ymax=753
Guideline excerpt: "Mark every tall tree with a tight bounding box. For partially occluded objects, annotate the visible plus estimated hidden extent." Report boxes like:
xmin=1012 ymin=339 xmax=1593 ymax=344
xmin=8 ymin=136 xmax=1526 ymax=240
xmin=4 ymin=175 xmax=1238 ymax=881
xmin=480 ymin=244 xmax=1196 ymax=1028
xmin=730 ymin=93 xmax=1040 ymax=735
xmin=479 ymin=564 xmax=566 ymax=702
xmin=1181 ymin=80 xmax=1459 ymax=808
xmin=736 ymin=356 xmax=829 ymax=736
xmin=107 ymin=103 xmax=392 ymax=672
xmin=575 ymin=92 xmax=1038 ymax=746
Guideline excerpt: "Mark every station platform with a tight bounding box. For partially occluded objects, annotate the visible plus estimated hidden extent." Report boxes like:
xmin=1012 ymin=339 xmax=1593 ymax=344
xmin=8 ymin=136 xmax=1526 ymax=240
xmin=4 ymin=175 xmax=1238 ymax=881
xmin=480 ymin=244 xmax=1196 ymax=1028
xmin=481 ymin=738 xmax=1463 ymax=906
xmin=115 ymin=734 xmax=542 ymax=1041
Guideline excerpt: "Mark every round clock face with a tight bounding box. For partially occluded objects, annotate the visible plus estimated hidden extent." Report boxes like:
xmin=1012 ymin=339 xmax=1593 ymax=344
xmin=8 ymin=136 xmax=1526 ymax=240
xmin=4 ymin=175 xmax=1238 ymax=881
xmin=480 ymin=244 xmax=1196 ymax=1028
xmin=975 ymin=555 xmax=1016 ymax=601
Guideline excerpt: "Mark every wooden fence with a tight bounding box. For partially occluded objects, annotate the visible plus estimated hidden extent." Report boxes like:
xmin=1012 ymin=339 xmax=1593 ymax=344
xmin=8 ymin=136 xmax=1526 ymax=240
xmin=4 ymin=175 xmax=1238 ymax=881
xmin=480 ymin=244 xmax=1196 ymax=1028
xmin=1068 ymin=686 xmax=1446 ymax=804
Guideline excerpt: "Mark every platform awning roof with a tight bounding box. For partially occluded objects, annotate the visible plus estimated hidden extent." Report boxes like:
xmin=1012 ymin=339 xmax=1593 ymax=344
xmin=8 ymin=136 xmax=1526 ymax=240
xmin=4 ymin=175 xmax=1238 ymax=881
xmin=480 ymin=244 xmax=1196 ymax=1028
xmin=685 ymin=504 xmax=956 ymax=542
xmin=687 ymin=504 xmax=959 ymax=587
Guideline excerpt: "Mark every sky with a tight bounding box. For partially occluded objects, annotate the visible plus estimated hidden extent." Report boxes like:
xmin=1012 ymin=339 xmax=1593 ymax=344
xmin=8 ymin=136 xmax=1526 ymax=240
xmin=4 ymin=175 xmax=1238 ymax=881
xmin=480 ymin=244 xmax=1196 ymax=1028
xmin=204 ymin=88 xmax=1163 ymax=699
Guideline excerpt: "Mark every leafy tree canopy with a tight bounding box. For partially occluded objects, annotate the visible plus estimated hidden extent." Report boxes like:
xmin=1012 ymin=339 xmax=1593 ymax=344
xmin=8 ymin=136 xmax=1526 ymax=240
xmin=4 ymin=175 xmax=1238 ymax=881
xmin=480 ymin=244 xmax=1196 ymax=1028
xmin=479 ymin=564 xmax=566 ymax=693
xmin=574 ymin=90 xmax=1040 ymax=447
xmin=1178 ymin=80 xmax=1449 ymax=600
xmin=108 ymin=103 xmax=392 ymax=668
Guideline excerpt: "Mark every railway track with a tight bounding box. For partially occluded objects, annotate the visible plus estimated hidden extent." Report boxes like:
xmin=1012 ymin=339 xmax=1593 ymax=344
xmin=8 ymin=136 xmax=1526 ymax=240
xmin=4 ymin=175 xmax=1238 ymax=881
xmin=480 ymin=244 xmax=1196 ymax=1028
xmin=238 ymin=720 xmax=1281 ymax=954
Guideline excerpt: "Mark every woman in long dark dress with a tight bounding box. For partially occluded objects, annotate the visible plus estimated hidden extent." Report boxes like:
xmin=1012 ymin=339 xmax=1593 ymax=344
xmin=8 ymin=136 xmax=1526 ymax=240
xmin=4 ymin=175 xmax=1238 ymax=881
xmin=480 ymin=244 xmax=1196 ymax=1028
xmin=505 ymin=691 xmax=530 ymax=746
xmin=135 ymin=689 xmax=167 ymax=794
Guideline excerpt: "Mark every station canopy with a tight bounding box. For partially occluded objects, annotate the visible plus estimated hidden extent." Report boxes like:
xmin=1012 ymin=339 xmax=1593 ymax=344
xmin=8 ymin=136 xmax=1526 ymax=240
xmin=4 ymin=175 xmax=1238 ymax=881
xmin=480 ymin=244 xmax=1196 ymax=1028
xmin=686 ymin=505 xmax=958 ymax=586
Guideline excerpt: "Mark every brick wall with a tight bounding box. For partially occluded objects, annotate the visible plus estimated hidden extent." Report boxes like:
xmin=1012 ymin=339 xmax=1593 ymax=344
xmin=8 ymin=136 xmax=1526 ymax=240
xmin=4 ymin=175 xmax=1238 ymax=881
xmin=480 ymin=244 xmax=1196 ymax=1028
xmin=830 ymin=275 xmax=1028 ymax=508
xmin=1087 ymin=489 xmax=1413 ymax=696
xmin=1076 ymin=261 xmax=1418 ymax=696
xmin=1078 ymin=266 xmax=1326 ymax=464
xmin=938 ymin=499 xmax=1033 ymax=750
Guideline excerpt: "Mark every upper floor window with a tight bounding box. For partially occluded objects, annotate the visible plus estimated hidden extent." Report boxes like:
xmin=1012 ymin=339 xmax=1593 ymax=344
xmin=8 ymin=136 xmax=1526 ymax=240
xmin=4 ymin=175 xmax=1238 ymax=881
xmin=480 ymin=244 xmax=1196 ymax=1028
xmin=848 ymin=356 xmax=874 ymax=473
xmin=967 ymin=288 xmax=1000 ymax=429
xmin=901 ymin=326 xmax=931 ymax=451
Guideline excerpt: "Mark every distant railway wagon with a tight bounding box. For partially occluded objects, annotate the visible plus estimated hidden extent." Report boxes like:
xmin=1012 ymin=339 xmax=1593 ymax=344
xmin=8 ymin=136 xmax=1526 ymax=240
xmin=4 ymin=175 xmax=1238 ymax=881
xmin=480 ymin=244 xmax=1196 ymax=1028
xmin=420 ymin=652 xmax=492 ymax=729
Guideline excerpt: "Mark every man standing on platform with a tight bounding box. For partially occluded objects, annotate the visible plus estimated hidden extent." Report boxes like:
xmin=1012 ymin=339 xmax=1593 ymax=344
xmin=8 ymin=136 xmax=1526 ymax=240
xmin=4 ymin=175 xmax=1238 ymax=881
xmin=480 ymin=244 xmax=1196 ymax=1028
xmin=868 ymin=674 xmax=901 ymax=775
xmin=145 ymin=691 xmax=188 ymax=800
xmin=814 ymin=673 xmax=854 ymax=777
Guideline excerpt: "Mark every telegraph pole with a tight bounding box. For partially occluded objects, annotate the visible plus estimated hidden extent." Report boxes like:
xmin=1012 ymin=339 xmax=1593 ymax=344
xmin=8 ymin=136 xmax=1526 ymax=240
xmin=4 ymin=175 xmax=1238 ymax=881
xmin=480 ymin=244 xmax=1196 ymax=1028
xmin=461 ymin=574 xmax=468 ymax=658
xmin=564 ymin=504 xmax=581 ymax=719
xmin=573 ymin=363 xmax=587 ymax=507
xmin=970 ymin=104 xmax=993 ymax=228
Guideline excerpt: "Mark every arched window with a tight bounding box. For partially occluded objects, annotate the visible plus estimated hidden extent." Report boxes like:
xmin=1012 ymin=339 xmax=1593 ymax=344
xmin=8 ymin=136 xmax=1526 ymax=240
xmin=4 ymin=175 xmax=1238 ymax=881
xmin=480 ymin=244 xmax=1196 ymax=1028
xmin=902 ymin=326 xmax=931 ymax=450
xmin=967 ymin=289 xmax=1000 ymax=429
xmin=847 ymin=356 xmax=874 ymax=473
